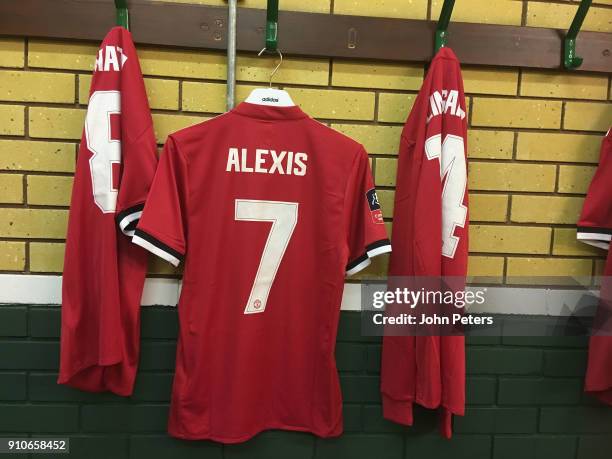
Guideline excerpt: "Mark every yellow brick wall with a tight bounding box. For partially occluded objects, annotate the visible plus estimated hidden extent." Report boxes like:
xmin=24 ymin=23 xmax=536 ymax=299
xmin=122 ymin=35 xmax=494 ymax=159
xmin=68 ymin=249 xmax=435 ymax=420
xmin=0 ymin=0 xmax=611 ymax=284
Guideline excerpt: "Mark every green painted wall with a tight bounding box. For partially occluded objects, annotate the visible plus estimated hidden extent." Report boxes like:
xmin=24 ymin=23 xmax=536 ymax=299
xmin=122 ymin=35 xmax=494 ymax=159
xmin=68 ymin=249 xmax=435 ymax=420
xmin=0 ymin=306 xmax=611 ymax=459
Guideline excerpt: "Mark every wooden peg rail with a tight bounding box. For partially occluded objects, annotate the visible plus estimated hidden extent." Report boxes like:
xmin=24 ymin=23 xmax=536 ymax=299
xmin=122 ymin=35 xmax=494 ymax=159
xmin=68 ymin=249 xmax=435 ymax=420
xmin=1 ymin=0 xmax=611 ymax=73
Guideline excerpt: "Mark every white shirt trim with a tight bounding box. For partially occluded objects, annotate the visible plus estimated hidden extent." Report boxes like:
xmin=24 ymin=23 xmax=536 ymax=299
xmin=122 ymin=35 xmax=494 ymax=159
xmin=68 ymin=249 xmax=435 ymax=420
xmin=577 ymin=231 xmax=611 ymax=251
xmin=346 ymin=258 xmax=371 ymax=277
xmin=132 ymin=234 xmax=181 ymax=267
xmin=118 ymin=210 xmax=142 ymax=237
xmin=346 ymin=242 xmax=392 ymax=276
xmin=367 ymin=244 xmax=392 ymax=258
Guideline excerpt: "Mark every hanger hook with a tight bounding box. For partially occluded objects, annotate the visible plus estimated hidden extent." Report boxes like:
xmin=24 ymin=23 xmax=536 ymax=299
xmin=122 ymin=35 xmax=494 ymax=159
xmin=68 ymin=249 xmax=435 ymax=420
xmin=258 ymin=47 xmax=283 ymax=87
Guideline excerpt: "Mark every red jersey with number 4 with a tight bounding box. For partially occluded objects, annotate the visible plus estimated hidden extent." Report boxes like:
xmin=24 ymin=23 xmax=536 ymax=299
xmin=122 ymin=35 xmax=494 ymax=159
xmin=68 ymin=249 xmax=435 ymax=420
xmin=577 ymin=128 xmax=612 ymax=405
xmin=58 ymin=27 xmax=157 ymax=395
xmin=381 ymin=48 xmax=469 ymax=438
xmin=133 ymin=102 xmax=391 ymax=442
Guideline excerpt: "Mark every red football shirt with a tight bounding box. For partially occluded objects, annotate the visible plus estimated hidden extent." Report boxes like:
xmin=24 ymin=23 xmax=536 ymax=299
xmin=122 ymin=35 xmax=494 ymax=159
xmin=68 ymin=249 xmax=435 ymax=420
xmin=577 ymin=128 xmax=612 ymax=405
xmin=58 ymin=27 xmax=157 ymax=395
xmin=380 ymin=48 xmax=469 ymax=438
xmin=133 ymin=102 xmax=391 ymax=442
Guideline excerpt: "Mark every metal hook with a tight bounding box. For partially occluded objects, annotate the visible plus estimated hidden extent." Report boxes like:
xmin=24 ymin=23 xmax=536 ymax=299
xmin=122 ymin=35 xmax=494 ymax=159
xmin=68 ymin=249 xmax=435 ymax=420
xmin=258 ymin=47 xmax=283 ymax=87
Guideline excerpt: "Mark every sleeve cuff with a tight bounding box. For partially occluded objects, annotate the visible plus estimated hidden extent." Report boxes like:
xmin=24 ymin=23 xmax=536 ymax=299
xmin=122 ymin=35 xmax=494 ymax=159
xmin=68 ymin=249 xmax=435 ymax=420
xmin=577 ymin=226 xmax=611 ymax=251
xmin=346 ymin=239 xmax=392 ymax=276
xmin=116 ymin=203 xmax=145 ymax=237
xmin=132 ymin=228 xmax=184 ymax=267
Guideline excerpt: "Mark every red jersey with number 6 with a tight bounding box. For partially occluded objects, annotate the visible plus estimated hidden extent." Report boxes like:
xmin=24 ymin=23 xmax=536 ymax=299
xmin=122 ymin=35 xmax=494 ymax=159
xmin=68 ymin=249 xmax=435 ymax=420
xmin=58 ymin=27 xmax=157 ymax=395
xmin=381 ymin=47 xmax=469 ymax=439
xmin=133 ymin=102 xmax=391 ymax=442
xmin=577 ymin=128 xmax=612 ymax=405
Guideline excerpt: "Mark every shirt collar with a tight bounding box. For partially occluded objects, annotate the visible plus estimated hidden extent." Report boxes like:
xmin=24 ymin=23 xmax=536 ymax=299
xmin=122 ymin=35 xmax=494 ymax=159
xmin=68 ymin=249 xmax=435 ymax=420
xmin=232 ymin=102 xmax=308 ymax=121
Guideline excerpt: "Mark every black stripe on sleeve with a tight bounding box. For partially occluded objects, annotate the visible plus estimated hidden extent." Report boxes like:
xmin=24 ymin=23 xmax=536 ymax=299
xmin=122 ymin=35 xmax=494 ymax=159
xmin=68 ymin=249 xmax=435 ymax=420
xmin=366 ymin=238 xmax=392 ymax=253
xmin=133 ymin=228 xmax=184 ymax=262
xmin=116 ymin=203 xmax=145 ymax=226
xmin=124 ymin=220 xmax=138 ymax=233
xmin=577 ymin=226 xmax=612 ymax=236
xmin=346 ymin=253 xmax=369 ymax=272
xmin=346 ymin=238 xmax=392 ymax=272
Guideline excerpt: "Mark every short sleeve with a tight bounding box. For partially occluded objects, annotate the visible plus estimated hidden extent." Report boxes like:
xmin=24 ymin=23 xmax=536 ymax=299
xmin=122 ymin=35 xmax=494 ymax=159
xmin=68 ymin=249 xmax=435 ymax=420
xmin=115 ymin=125 xmax=158 ymax=236
xmin=344 ymin=146 xmax=392 ymax=276
xmin=133 ymin=136 xmax=188 ymax=267
xmin=578 ymin=131 xmax=612 ymax=251
xmin=114 ymin=27 xmax=158 ymax=237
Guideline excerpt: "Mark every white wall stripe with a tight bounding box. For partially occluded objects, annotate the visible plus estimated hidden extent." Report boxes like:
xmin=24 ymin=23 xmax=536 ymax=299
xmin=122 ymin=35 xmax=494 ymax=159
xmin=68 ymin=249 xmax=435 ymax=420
xmin=0 ymin=274 xmax=600 ymax=316
xmin=0 ymin=275 xmax=62 ymax=304
xmin=142 ymin=278 xmax=180 ymax=306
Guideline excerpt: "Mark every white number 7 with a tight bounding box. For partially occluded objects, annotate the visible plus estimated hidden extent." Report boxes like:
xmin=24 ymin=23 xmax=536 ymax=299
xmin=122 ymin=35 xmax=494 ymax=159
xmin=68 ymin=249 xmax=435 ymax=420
xmin=235 ymin=199 xmax=299 ymax=314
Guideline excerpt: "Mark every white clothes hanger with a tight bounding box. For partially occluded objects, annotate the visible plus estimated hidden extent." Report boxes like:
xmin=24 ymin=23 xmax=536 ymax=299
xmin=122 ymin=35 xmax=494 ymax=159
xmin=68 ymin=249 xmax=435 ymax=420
xmin=245 ymin=48 xmax=295 ymax=107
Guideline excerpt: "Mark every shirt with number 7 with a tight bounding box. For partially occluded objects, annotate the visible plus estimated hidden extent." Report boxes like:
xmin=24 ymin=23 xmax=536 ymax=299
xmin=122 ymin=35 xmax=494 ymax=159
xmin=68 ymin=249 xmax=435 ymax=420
xmin=133 ymin=102 xmax=391 ymax=442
